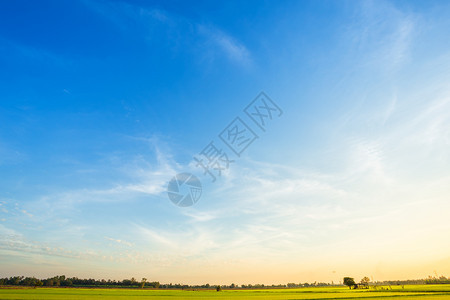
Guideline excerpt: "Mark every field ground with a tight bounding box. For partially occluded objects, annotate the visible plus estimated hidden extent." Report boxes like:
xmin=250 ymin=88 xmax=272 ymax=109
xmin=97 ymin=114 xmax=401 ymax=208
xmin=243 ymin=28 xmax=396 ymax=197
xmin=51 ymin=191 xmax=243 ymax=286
xmin=1 ymin=284 xmax=450 ymax=299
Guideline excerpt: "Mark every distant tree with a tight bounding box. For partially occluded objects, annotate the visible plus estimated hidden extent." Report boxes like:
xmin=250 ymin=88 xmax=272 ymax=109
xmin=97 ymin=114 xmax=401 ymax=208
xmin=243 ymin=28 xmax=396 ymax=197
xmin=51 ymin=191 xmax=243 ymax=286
xmin=131 ymin=277 xmax=137 ymax=286
xmin=44 ymin=279 xmax=54 ymax=286
xmin=9 ymin=276 xmax=23 ymax=285
xmin=361 ymin=277 xmax=370 ymax=285
xmin=140 ymin=278 xmax=147 ymax=288
xmin=230 ymin=283 xmax=236 ymax=288
xmin=216 ymin=285 xmax=222 ymax=292
xmin=122 ymin=279 xmax=132 ymax=286
xmin=147 ymin=281 xmax=160 ymax=288
xmin=343 ymin=277 xmax=356 ymax=289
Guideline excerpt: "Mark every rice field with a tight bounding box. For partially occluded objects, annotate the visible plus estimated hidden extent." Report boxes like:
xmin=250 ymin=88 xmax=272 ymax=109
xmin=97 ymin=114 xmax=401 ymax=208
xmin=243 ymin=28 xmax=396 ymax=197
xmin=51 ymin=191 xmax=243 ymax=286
xmin=1 ymin=284 xmax=450 ymax=299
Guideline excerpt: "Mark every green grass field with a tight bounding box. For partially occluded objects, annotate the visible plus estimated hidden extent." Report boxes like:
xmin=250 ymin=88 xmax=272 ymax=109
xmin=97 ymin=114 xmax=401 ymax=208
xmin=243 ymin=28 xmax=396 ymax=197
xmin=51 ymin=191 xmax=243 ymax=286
xmin=1 ymin=285 xmax=450 ymax=299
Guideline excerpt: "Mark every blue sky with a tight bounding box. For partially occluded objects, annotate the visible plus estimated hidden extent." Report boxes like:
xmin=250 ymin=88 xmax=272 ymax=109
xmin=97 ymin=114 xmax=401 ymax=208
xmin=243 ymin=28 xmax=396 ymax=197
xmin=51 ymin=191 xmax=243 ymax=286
xmin=1 ymin=0 xmax=450 ymax=284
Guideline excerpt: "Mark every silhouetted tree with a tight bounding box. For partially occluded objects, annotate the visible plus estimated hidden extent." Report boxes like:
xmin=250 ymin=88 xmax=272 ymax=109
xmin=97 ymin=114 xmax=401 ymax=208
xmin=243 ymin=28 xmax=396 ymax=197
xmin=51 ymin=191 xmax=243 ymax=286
xmin=361 ymin=277 xmax=370 ymax=285
xmin=140 ymin=278 xmax=147 ymax=288
xmin=343 ymin=277 xmax=356 ymax=289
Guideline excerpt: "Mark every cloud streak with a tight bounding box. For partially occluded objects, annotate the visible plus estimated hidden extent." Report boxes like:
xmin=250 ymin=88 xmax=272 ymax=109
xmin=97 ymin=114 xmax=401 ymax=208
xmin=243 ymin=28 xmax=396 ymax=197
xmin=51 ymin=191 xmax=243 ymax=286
xmin=83 ymin=0 xmax=251 ymax=66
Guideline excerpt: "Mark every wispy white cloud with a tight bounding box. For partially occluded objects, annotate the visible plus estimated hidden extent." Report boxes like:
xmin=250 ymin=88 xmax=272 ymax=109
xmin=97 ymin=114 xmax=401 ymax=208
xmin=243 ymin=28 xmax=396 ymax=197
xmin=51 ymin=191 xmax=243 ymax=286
xmin=21 ymin=210 xmax=33 ymax=218
xmin=197 ymin=25 xmax=251 ymax=65
xmin=0 ymin=224 xmax=97 ymax=260
xmin=382 ymin=94 xmax=397 ymax=125
xmin=343 ymin=0 xmax=417 ymax=71
xmin=181 ymin=209 xmax=219 ymax=222
xmin=83 ymin=0 xmax=251 ymax=66
xmin=134 ymin=225 xmax=177 ymax=248
xmin=104 ymin=236 xmax=133 ymax=247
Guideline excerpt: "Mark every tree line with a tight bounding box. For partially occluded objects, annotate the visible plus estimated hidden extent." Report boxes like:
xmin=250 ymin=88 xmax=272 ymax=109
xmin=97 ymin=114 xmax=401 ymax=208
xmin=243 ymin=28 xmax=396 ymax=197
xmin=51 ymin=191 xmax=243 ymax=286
xmin=425 ymin=276 xmax=450 ymax=284
xmin=0 ymin=276 xmax=340 ymax=289
xmin=343 ymin=275 xmax=450 ymax=289
xmin=0 ymin=276 xmax=160 ymax=288
xmin=0 ymin=275 xmax=449 ymax=288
